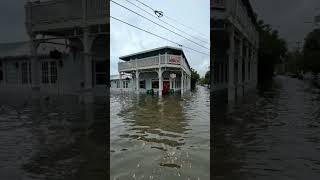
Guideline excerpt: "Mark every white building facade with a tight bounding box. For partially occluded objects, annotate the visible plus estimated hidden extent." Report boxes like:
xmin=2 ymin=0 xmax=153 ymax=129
xmin=114 ymin=46 xmax=192 ymax=96
xmin=211 ymin=0 xmax=259 ymax=102
xmin=1 ymin=0 xmax=108 ymax=102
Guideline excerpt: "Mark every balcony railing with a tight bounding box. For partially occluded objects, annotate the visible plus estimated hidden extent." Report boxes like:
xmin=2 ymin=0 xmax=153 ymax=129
xmin=25 ymin=0 xmax=108 ymax=32
xmin=118 ymin=54 xmax=191 ymax=74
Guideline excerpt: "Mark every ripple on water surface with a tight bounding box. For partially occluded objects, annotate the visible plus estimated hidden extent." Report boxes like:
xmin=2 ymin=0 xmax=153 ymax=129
xmin=110 ymin=87 xmax=210 ymax=180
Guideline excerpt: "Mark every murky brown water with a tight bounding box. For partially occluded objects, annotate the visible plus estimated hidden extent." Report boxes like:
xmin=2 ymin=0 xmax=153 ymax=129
xmin=213 ymin=76 xmax=320 ymax=180
xmin=110 ymin=86 xmax=210 ymax=180
xmin=0 ymin=95 xmax=107 ymax=180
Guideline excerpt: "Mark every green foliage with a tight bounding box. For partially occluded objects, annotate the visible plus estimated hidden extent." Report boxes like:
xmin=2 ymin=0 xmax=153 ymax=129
xmin=199 ymin=70 xmax=210 ymax=85
xmin=257 ymin=20 xmax=288 ymax=81
xmin=302 ymin=29 xmax=320 ymax=73
xmin=191 ymin=68 xmax=200 ymax=89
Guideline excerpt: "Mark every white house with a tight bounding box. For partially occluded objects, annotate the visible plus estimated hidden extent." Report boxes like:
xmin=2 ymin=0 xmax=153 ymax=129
xmin=113 ymin=46 xmax=192 ymax=96
xmin=0 ymin=40 xmax=108 ymax=97
xmin=0 ymin=0 xmax=108 ymax=102
xmin=211 ymin=0 xmax=259 ymax=102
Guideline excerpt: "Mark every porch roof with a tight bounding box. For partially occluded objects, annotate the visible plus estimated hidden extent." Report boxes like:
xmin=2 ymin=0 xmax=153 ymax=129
xmin=119 ymin=46 xmax=191 ymax=71
xmin=0 ymin=40 xmax=69 ymax=60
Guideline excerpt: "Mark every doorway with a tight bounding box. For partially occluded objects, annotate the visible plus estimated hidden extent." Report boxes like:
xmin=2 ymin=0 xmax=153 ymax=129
xmin=163 ymin=80 xmax=170 ymax=95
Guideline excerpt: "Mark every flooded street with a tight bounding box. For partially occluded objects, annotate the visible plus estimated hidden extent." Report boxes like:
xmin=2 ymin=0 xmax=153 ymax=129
xmin=110 ymin=86 xmax=210 ymax=180
xmin=213 ymin=76 xmax=320 ymax=180
xmin=0 ymin=95 xmax=107 ymax=180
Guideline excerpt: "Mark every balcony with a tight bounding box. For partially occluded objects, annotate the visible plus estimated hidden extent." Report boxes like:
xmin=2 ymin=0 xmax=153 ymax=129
xmin=25 ymin=0 xmax=109 ymax=33
xmin=118 ymin=54 xmax=191 ymax=75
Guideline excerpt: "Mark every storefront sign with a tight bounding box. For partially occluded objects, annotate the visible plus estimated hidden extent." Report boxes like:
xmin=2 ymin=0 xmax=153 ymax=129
xmin=169 ymin=55 xmax=181 ymax=65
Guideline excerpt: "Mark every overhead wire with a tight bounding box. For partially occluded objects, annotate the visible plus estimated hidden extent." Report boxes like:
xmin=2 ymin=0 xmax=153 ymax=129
xmin=110 ymin=0 xmax=209 ymax=51
xmin=110 ymin=16 xmax=210 ymax=56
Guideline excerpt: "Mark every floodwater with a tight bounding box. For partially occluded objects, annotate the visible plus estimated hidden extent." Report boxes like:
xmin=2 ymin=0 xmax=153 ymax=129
xmin=110 ymin=86 xmax=210 ymax=180
xmin=0 ymin=94 xmax=108 ymax=180
xmin=213 ymin=76 xmax=320 ymax=180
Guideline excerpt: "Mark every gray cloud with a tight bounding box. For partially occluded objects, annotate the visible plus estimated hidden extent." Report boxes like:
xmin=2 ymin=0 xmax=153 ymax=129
xmin=0 ymin=0 xmax=29 ymax=43
xmin=250 ymin=0 xmax=320 ymax=49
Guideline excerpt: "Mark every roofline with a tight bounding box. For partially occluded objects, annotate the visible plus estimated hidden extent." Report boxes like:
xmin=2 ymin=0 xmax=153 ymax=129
xmin=119 ymin=46 xmax=182 ymax=60
xmin=118 ymin=46 xmax=191 ymax=71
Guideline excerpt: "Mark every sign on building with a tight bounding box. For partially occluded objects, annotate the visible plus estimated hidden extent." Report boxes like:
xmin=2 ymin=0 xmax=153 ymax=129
xmin=169 ymin=55 xmax=181 ymax=65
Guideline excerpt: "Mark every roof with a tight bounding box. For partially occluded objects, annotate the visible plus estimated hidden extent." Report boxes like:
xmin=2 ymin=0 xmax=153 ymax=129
xmin=119 ymin=46 xmax=191 ymax=71
xmin=241 ymin=0 xmax=258 ymax=26
xmin=0 ymin=40 xmax=69 ymax=60
xmin=110 ymin=75 xmax=120 ymax=80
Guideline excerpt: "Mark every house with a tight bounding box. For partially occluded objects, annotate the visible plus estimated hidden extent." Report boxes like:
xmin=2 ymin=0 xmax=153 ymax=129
xmin=114 ymin=46 xmax=192 ymax=96
xmin=1 ymin=0 xmax=108 ymax=102
xmin=211 ymin=0 xmax=259 ymax=102
xmin=0 ymin=40 xmax=107 ymax=97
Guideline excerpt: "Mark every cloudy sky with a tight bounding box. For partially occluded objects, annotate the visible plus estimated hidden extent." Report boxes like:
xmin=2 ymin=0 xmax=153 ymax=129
xmin=110 ymin=0 xmax=210 ymax=77
xmin=250 ymin=0 xmax=320 ymax=49
xmin=1 ymin=0 xmax=319 ymax=67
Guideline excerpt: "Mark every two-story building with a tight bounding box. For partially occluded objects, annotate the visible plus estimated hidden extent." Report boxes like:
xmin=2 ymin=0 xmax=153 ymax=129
xmin=0 ymin=0 xmax=109 ymax=102
xmin=211 ymin=0 xmax=259 ymax=102
xmin=114 ymin=46 xmax=192 ymax=96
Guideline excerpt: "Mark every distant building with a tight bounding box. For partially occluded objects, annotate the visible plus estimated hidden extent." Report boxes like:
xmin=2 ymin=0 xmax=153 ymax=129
xmin=112 ymin=46 xmax=192 ymax=96
xmin=211 ymin=0 xmax=259 ymax=102
xmin=1 ymin=0 xmax=108 ymax=102
xmin=0 ymin=41 xmax=107 ymax=96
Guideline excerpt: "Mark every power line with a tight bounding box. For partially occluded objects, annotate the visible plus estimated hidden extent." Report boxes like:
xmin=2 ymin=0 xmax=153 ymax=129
xmin=111 ymin=0 xmax=209 ymax=50
xmin=123 ymin=0 xmax=210 ymax=45
xmin=110 ymin=16 xmax=209 ymax=56
xmin=134 ymin=0 xmax=209 ymax=39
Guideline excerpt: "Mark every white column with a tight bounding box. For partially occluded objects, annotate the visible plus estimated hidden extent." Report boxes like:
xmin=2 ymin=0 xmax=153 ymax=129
xmin=158 ymin=68 xmax=162 ymax=96
xmin=181 ymin=70 xmax=184 ymax=94
xmin=30 ymin=38 xmax=40 ymax=99
xmin=81 ymin=27 xmax=93 ymax=103
xmin=2 ymin=61 xmax=7 ymax=85
xmin=136 ymin=70 xmax=139 ymax=93
xmin=228 ymin=26 xmax=235 ymax=101
xmin=119 ymin=73 xmax=122 ymax=89
xmin=238 ymin=38 xmax=244 ymax=97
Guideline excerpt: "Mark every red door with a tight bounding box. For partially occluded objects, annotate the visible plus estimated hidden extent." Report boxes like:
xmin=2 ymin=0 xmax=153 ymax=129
xmin=163 ymin=81 xmax=170 ymax=95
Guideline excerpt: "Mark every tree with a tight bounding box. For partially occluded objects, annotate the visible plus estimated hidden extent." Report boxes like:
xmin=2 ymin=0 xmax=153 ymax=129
xmin=257 ymin=20 xmax=288 ymax=82
xmin=302 ymin=28 xmax=320 ymax=74
xmin=191 ymin=68 xmax=200 ymax=89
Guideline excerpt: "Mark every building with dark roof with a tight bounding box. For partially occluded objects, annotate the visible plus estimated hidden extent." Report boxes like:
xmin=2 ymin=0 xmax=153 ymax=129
xmin=113 ymin=46 xmax=192 ymax=96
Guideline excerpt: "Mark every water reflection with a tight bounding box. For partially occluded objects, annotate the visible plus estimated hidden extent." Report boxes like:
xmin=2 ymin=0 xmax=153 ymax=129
xmin=0 ymin=95 xmax=108 ymax=180
xmin=213 ymin=76 xmax=320 ymax=179
xmin=111 ymin=87 xmax=210 ymax=180
xmin=119 ymin=95 xmax=189 ymax=148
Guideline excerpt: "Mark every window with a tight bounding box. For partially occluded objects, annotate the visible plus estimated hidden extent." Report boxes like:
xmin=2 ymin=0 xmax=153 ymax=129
xmin=50 ymin=61 xmax=57 ymax=84
xmin=42 ymin=61 xmax=58 ymax=84
xmin=139 ymin=80 xmax=145 ymax=89
xmin=21 ymin=62 xmax=30 ymax=84
xmin=122 ymin=80 xmax=128 ymax=88
xmin=95 ymin=61 xmax=107 ymax=85
xmin=116 ymin=80 xmax=120 ymax=88
xmin=42 ymin=62 xmax=49 ymax=84
xmin=152 ymin=80 xmax=159 ymax=89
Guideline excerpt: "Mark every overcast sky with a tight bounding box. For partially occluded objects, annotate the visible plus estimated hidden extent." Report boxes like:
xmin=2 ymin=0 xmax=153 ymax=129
xmin=1 ymin=1 xmax=319 ymax=67
xmin=110 ymin=0 xmax=210 ymax=77
xmin=250 ymin=0 xmax=320 ymax=49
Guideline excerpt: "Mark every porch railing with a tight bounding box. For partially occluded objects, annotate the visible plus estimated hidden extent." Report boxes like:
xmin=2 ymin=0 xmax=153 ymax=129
xmin=25 ymin=0 xmax=108 ymax=32
xmin=118 ymin=54 xmax=191 ymax=74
